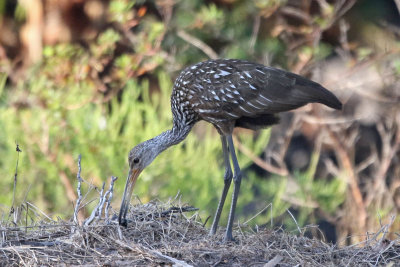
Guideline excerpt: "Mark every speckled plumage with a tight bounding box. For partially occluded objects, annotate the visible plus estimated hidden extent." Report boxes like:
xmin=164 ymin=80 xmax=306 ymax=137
xmin=119 ymin=59 xmax=342 ymax=241
xmin=171 ymin=59 xmax=341 ymax=135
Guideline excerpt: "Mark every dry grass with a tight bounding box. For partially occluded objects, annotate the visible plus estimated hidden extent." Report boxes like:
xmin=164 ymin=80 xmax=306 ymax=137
xmin=1 ymin=199 xmax=399 ymax=266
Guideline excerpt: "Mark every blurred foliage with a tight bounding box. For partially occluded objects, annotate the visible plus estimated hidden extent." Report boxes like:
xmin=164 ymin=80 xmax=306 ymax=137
xmin=0 ymin=0 xmax=399 ymax=244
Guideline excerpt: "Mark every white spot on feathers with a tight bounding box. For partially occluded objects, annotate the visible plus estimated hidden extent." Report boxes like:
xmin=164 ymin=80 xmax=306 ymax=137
xmin=243 ymin=71 xmax=252 ymax=78
xmin=259 ymin=94 xmax=272 ymax=102
xmin=219 ymin=70 xmax=231 ymax=76
xmin=256 ymin=69 xmax=264 ymax=74
xmin=249 ymin=84 xmax=257 ymax=90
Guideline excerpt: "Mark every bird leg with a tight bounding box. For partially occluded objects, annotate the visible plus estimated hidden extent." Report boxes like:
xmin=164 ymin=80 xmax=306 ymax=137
xmin=209 ymin=136 xmax=233 ymax=236
xmin=224 ymin=135 xmax=242 ymax=242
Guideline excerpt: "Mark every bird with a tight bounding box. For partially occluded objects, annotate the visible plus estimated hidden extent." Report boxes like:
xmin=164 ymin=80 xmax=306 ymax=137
xmin=118 ymin=59 xmax=342 ymax=241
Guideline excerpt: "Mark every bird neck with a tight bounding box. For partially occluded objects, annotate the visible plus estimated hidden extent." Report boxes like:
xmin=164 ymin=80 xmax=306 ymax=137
xmin=151 ymin=123 xmax=193 ymax=155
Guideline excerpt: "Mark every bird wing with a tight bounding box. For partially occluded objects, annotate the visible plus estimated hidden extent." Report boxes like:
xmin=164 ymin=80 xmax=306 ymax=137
xmin=188 ymin=59 xmax=340 ymax=121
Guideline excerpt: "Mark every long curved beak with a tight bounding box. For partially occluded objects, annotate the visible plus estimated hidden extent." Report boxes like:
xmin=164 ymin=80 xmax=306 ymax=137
xmin=118 ymin=168 xmax=142 ymax=226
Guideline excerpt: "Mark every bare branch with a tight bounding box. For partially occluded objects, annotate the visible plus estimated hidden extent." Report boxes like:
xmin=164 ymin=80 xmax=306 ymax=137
xmin=249 ymin=15 xmax=261 ymax=52
xmin=105 ymin=176 xmax=118 ymax=222
xmin=84 ymin=182 xmax=106 ymax=226
xmin=177 ymin=30 xmax=218 ymax=59
xmin=73 ymin=155 xmax=83 ymax=225
xmin=233 ymin=135 xmax=289 ymax=176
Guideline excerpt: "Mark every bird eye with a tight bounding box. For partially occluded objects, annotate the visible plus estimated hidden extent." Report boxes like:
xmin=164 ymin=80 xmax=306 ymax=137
xmin=133 ymin=157 xmax=140 ymax=164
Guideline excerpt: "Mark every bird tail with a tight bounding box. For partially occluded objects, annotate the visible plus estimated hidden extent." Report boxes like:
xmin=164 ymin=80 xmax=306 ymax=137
xmin=309 ymin=85 xmax=342 ymax=110
xmin=294 ymin=78 xmax=342 ymax=110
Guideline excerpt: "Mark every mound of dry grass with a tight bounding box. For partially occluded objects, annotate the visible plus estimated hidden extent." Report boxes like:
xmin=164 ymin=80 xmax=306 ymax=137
xmin=1 ymin=199 xmax=399 ymax=266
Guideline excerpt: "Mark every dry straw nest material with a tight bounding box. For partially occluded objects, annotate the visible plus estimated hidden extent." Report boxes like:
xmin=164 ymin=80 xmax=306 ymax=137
xmin=1 ymin=200 xmax=399 ymax=266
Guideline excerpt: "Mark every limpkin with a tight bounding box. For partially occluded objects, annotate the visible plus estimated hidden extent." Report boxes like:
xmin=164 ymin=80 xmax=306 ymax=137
xmin=119 ymin=59 xmax=342 ymax=241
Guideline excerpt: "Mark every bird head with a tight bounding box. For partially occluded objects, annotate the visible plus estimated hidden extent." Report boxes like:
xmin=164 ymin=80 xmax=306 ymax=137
xmin=118 ymin=140 xmax=159 ymax=226
xmin=128 ymin=141 xmax=159 ymax=170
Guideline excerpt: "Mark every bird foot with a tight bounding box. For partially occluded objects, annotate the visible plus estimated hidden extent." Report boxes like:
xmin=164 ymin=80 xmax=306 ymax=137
xmin=223 ymin=232 xmax=236 ymax=243
xmin=118 ymin=217 xmax=128 ymax=227
xmin=209 ymin=224 xmax=218 ymax=236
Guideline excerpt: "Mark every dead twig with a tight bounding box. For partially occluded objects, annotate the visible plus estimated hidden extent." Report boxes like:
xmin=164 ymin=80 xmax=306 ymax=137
xmin=264 ymin=254 xmax=283 ymax=267
xmin=177 ymin=30 xmax=218 ymax=60
xmin=73 ymin=155 xmax=83 ymax=225
xmin=249 ymin=14 xmax=261 ymax=53
xmin=233 ymin=135 xmax=289 ymax=176
xmin=84 ymin=182 xmax=106 ymax=226
xmin=84 ymin=175 xmax=119 ymax=226
xmin=115 ymin=239 xmax=193 ymax=267
xmin=105 ymin=176 xmax=118 ymax=222
xmin=328 ymin=130 xmax=367 ymax=242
